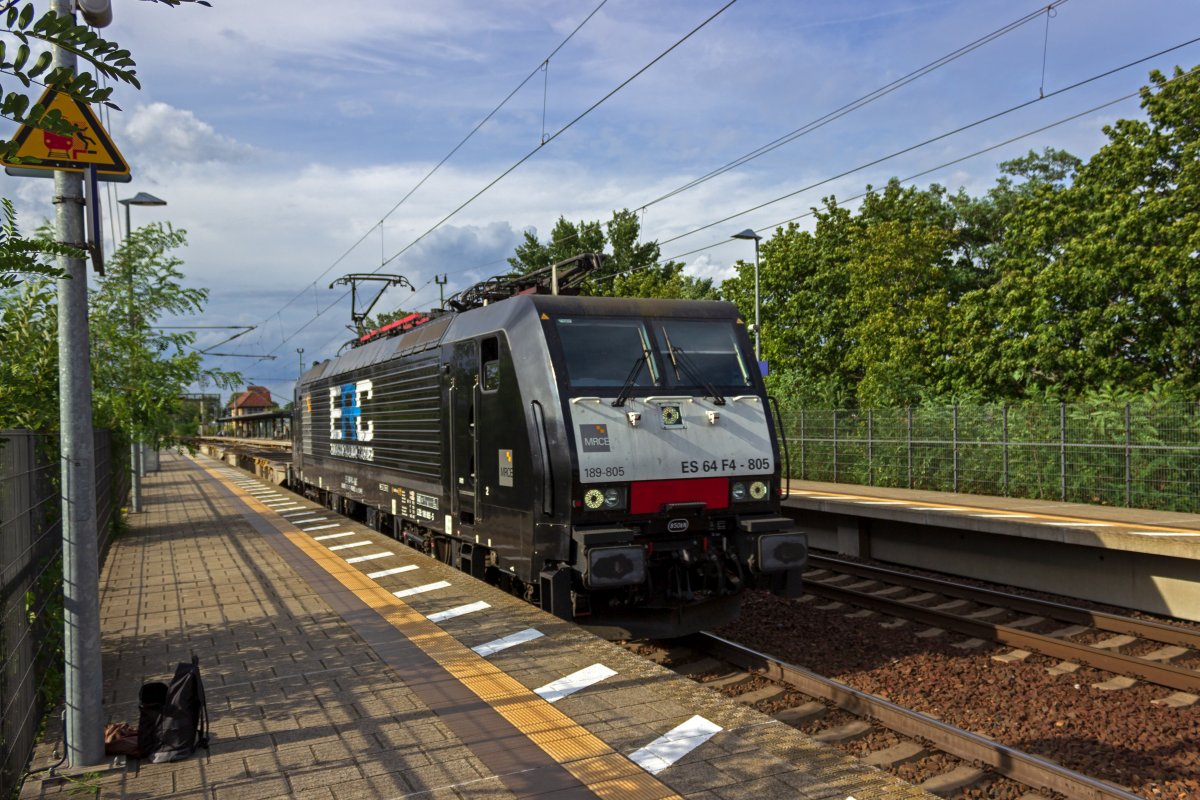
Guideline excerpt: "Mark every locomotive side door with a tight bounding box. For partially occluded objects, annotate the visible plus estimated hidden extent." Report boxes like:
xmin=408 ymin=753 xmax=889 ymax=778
xmin=448 ymin=341 xmax=479 ymax=526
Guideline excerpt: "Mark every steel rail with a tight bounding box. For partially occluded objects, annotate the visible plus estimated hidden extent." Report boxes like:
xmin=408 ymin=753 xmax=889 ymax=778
xmin=809 ymin=554 xmax=1200 ymax=649
xmin=694 ymin=631 xmax=1144 ymax=800
xmin=805 ymin=579 xmax=1200 ymax=693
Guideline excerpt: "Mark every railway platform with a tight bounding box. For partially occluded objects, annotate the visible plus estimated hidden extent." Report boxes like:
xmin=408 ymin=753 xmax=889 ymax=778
xmin=20 ymin=452 xmax=931 ymax=800
xmin=783 ymin=480 xmax=1200 ymax=622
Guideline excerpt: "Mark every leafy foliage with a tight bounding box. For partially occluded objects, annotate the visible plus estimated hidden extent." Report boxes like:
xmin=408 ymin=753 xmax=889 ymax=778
xmin=0 ymin=223 xmax=240 ymax=441
xmin=727 ymin=65 xmax=1200 ymax=407
xmin=0 ymin=197 xmax=75 ymax=287
xmin=509 ymin=209 xmax=717 ymax=300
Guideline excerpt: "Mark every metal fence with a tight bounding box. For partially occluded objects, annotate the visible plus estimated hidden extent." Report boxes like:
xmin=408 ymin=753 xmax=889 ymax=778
xmin=780 ymin=401 xmax=1200 ymax=512
xmin=0 ymin=430 xmax=126 ymax=799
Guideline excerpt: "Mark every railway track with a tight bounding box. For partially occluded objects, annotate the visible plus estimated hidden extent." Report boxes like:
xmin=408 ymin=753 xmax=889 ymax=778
xmin=804 ymin=555 xmax=1200 ymax=695
xmin=668 ymin=631 xmax=1146 ymax=800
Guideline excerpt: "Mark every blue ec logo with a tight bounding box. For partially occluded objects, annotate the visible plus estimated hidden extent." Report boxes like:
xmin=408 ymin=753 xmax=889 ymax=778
xmin=329 ymin=379 xmax=373 ymax=442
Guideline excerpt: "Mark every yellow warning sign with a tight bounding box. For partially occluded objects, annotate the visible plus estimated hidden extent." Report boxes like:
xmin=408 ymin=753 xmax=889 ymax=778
xmin=2 ymin=88 xmax=130 ymax=180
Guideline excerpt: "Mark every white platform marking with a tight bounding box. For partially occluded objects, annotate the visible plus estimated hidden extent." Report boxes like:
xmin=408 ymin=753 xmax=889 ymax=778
xmin=427 ymin=601 xmax=490 ymax=623
xmin=1039 ymin=521 xmax=1113 ymax=527
xmin=346 ymin=551 xmax=394 ymax=564
xmin=301 ymin=523 xmax=339 ymax=532
xmin=328 ymin=540 xmax=372 ymax=551
xmin=855 ymin=500 xmax=909 ymax=505
xmin=312 ymin=531 xmax=354 ymax=541
xmin=472 ymin=628 xmax=544 ymax=657
xmin=393 ymin=581 xmax=450 ymax=598
xmin=369 ymin=564 xmax=418 ymax=579
xmin=628 ymin=715 xmax=722 ymax=775
xmin=912 ymin=507 xmax=962 ymax=511
xmin=1125 ymin=530 xmax=1200 ymax=537
xmin=534 ymin=664 xmax=616 ymax=703
xmin=271 ymin=504 xmax=306 ymax=512
xmin=290 ymin=516 xmax=327 ymax=524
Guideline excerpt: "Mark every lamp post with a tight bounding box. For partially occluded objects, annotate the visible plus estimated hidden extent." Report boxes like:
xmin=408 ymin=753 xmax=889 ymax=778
xmin=118 ymin=191 xmax=167 ymax=241
xmin=731 ymin=229 xmax=763 ymax=362
xmin=117 ymin=193 xmax=167 ymax=513
xmin=297 ymin=347 xmax=305 ymax=376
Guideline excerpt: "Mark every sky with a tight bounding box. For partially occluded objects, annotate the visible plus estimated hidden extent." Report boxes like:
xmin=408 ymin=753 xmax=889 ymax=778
xmin=3 ymin=0 xmax=1198 ymax=405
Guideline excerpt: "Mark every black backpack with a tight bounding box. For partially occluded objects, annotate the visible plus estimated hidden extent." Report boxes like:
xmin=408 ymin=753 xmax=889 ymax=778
xmin=137 ymin=655 xmax=210 ymax=762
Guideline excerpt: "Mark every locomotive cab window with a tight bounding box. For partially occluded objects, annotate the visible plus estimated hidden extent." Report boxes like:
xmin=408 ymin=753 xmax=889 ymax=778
xmin=555 ymin=318 xmax=659 ymax=388
xmin=655 ymin=320 xmax=752 ymax=387
xmin=481 ymin=336 xmax=500 ymax=392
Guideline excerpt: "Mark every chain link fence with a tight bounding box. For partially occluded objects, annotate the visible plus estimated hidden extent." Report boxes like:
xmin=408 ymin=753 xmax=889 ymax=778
xmin=781 ymin=401 xmax=1200 ymax=512
xmin=1 ymin=430 xmax=126 ymax=799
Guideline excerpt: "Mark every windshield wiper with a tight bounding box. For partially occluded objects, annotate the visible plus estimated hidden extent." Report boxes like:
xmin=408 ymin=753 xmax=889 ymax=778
xmin=672 ymin=346 xmax=726 ymax=405
xmin=661 ymin=326 xmax=725 ymax=405
xmin=611 ymin=355 xmax=646 ymax=408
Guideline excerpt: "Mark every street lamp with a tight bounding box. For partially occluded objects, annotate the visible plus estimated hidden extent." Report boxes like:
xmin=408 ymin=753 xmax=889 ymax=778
xmin=731 ymin=228 xmax=763 ymax=362
xmin=117 ymin=192 xmax=166 ymax=513
xmin=118 ymin=191 xmax=167 ymax=241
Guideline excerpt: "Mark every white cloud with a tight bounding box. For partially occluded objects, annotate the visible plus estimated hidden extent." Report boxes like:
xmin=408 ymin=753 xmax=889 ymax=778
xmin=118 ymin=103 xmax=259 ymax=167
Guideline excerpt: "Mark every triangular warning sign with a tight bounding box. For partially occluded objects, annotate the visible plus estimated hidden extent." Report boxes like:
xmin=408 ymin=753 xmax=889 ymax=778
xmin=2 ymin=87 xmax=130 ymax=181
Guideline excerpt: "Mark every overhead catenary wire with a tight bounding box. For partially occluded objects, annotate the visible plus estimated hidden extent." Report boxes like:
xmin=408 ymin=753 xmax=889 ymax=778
xmin=210 ymin=18 xmax=1196 ymax=376
xmin=240 ymin=0 xmax=741 ymax=366
xmin=342 ymin=0 xmax=1082 ymax=300
xmin=373 ymin=0 xmax=741 ymax=274
xmin=604 ymin=66 xmax=1200 ymax=284
xmin=638 ymin=0 xmax=1070 ymax=211
xmin=653 ymin=36 xmax=1200 ymax=249
xmin=233 ymin=0 xmax=610 ymax=340
xmin=211 ymin=0 xmax=1054 ymax=366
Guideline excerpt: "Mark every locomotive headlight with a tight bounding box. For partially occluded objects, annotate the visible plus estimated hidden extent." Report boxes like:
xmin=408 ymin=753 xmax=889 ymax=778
xmin=731 ymin=482 xmax=747 ymax=502
xmin=604 ymin=488 xmax=622 ymax=509
xmin=749 ymin=480 xmax=768 ymax=500
xmin=584 ymin=489 xmax=606 ymax=509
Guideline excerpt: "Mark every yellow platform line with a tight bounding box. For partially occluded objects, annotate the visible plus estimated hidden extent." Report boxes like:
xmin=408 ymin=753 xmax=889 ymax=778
xmin=202 ymin=461 xmax=683 ymax=800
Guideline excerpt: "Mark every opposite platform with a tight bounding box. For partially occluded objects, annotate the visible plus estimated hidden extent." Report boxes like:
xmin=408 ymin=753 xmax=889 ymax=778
xmin=21 ymin=452 xmax=930 ymax=800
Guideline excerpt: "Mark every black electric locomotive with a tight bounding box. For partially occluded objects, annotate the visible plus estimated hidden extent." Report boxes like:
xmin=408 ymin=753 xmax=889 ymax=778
xmin=292 ymin=257 xmax=807 ymax=637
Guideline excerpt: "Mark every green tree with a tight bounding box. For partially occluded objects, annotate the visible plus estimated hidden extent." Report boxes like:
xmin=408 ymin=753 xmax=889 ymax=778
xmin=951 ymin=67 xmax=1200 ymax=400
xmin=0 ymin=223 xmax=239 ymax=440
xmin=509 ymin=209 xmax=717 ymax=300
xmin=725 ymin=181 xmax=970 ymax=405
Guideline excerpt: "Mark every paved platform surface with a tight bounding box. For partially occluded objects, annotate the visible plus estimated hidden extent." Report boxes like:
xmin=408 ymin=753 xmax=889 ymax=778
xmin=784 ymin=479 xmax=1200 ymax=559
xmin=21 ymin=453 xmax=930 ymax=800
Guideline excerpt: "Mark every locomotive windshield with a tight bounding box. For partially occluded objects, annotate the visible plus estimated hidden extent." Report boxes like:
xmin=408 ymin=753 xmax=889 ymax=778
xmin=655 ymin=320 xmax=752 ymax=388
xmin=556 ymin=318 xmax=659 ymax=388
xmin=554 ymin=316 xmax=751 ymax=390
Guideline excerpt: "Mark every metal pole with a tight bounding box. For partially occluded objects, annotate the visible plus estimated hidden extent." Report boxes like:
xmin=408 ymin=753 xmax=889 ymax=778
xmin=436 ymin=274 xmax=448 ymax=308
xmin=753 ymin=238 xmax=761 ymax=362
xmin=832 ymin=408 xmax=838 ymax=483
xmin=53 ymin=0 xmax=104 ymax=767
xmin=297 ymin=347 xmax=304 ymax=377
xmin=1003 ymin=404 xmax=1009 ymax=496
xmin=1060 ymin=402 xmax=1067 ymax=502
xmin=907 ymin=406 xmax=913 ymax=489
xmin=799 ymin=407 xmax=806 ymax=480
xmin=952 ymin=403 xmax=959 ymax=493
xmin=867 ymin=408 xmax=873 ymax=486
xmin=1124 ymin=402 xmax=1132 ymax=507
xmin=125 ymin=201 xmax=141 ymax=513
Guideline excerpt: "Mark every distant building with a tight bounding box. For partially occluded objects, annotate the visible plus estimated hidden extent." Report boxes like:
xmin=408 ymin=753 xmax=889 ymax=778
xmin=219 ymin=386 xmax=289 ymax=439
